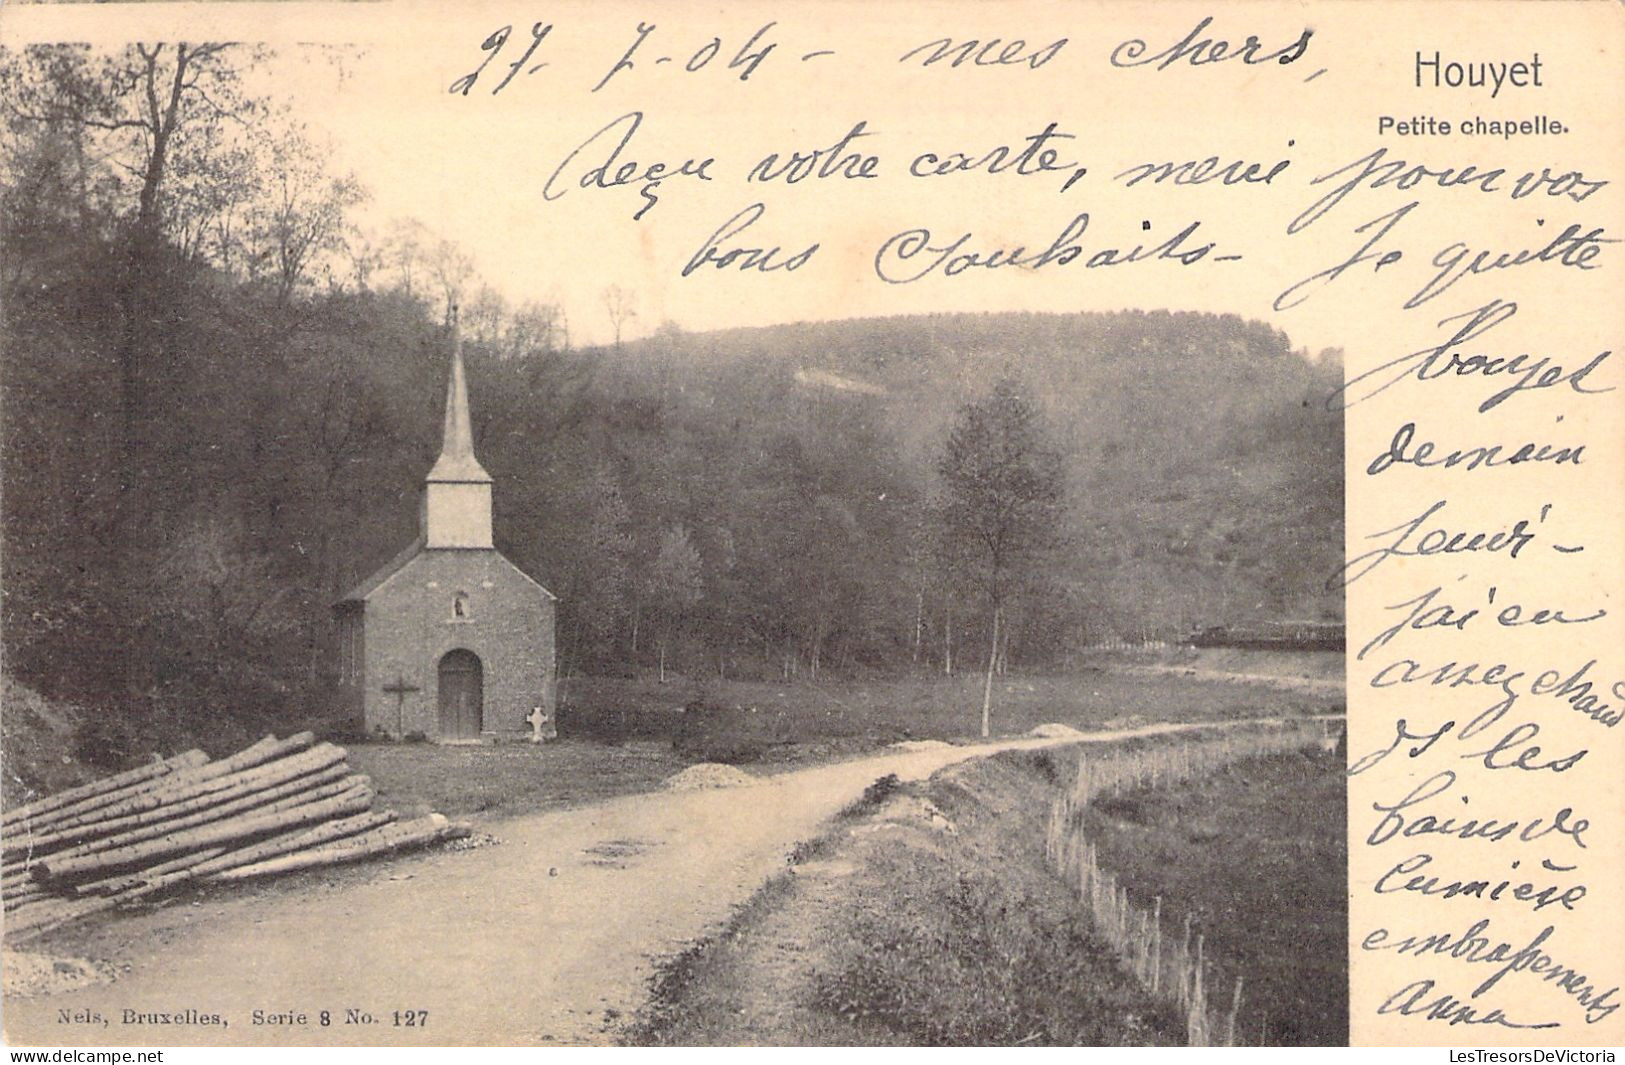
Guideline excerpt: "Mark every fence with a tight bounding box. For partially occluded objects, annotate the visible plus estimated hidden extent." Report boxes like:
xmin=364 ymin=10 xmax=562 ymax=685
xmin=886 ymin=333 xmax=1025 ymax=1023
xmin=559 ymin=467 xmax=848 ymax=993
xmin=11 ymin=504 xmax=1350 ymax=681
xmin=1042 ymin=723 xmax=1325 ymax=1045
xmin=1080 ymin=638 xmax=1176 ymax=653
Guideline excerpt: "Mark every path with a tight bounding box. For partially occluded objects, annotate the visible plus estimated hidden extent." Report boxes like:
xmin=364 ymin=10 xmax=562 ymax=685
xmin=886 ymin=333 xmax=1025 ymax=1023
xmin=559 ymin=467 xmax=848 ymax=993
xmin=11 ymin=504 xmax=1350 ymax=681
xmin=4 ymin=720 xmax=1254 ymax=1047
xmin=1113 ymin=662 xmax=1343 ymax=697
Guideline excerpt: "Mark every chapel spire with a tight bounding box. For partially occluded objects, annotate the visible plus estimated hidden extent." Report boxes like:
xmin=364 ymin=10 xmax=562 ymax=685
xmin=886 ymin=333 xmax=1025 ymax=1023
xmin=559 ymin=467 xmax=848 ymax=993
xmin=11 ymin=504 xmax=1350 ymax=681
xmin=422 ymin=306 xmax=494 ymax=548
xmin=426 ymin=306 xmax=492 ymax=485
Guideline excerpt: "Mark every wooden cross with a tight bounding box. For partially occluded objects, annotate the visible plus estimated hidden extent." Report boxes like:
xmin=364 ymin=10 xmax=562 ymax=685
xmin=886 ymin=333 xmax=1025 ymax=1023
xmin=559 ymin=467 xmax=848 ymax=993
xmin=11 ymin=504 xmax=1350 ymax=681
xmin=526 ymin=705 xmax=550 ymax=744
xmin=382 ymin=675 xmax=421 ymax=735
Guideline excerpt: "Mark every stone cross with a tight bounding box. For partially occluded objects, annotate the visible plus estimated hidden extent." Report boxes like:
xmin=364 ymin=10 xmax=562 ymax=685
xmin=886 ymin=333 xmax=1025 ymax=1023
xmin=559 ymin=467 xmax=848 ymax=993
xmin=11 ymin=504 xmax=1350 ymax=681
xmin=382 ymin=675 xmax=420 ymax=735
xmin=525 ymin=705 xmax=550 ymax=744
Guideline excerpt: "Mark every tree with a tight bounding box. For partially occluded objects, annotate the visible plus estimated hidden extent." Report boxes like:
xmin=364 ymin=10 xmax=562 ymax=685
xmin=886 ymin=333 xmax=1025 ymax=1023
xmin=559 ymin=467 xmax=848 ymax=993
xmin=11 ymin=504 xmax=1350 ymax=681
xmin=602 ymin=284 xmax=637 ymax=349
xmin=152 ymin=516 xmax=297 ymax=649
xmin=503 ymin=299 xmax=566 ymax=360
xmin=378 ymin=217 xmax=430 ymax=300
xmin=646 ymin=524 xmax=703 ymax=682
xmin=937 ymin=378 xmax=1065 ymax=737
xmin=464 ymin=284 xmax=509 ymax=346
xmin=553 ymin=460 xmax=635 ymax=673
xmin=794 ymin=495 xmax=861 ymax=679
xmin=10 ymin=43 xmax=258 ymax=429
xmin=428 ymin=237 xmax=476 ymax=322
xmin=3 ymin=42 xmax=273 ymax=706
xmin=243 ymin=124 xmax=364 ymax=304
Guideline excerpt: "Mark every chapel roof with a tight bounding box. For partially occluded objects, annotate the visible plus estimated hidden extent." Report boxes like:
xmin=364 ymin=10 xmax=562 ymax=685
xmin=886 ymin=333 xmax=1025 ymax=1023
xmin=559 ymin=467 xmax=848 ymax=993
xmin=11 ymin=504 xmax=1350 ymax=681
xmin=336 ymin=536 xmax=424 ymax=604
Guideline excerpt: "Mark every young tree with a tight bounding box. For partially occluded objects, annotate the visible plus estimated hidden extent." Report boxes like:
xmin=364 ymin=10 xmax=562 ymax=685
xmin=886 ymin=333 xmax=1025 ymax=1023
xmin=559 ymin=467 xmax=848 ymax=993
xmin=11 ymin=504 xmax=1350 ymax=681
xmin=937 ymin=378 xmax=1065 ymax=737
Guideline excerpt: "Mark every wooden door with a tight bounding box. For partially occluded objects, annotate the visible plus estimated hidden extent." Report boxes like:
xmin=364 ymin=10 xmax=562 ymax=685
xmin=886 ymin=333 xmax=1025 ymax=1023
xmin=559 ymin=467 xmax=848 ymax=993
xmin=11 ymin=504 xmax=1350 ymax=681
xmin=437 ymin=649 xmax=483 ymax=739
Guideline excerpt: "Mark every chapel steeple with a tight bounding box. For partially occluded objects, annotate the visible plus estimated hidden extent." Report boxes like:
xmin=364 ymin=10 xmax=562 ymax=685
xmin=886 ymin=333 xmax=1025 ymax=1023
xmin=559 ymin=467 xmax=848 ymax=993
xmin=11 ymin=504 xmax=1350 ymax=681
xmin=422 ymin=310 xmax=494 ymax=548
xmin=336 ymin=308 xmax=555 ymax=743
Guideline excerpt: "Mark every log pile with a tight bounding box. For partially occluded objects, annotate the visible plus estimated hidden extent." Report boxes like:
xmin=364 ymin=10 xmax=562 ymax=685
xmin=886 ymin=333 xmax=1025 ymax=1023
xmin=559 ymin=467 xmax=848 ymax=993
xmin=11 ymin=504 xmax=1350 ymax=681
xmin=1 ymin=733 xmax=470 ymax=942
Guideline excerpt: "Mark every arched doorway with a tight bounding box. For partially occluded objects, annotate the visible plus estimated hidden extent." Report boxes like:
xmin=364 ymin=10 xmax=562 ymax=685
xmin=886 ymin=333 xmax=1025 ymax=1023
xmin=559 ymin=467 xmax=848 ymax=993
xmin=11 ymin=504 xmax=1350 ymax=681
xmin=438 ymin=649 xmax=483 ymax=739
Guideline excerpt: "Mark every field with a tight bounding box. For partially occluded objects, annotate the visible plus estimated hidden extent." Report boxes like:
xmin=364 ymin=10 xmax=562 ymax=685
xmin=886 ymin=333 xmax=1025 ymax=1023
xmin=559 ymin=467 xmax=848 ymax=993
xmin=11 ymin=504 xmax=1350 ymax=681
xmin=560 ymin=665 xmax=1336 ymax=745
xmin=4 ymin=654 xmax=1339 ymax=818
xmin=1084 ymin=747 xmax=1348 ymax=1045
xmin=347 ymin=666 xmax=1339 ymax=821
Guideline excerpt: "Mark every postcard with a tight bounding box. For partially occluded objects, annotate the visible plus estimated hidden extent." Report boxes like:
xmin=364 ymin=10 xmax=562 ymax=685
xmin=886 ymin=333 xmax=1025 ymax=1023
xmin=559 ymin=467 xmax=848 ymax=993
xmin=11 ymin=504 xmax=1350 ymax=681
xmin=1 ymin=0 xmax=1619 ymax=1050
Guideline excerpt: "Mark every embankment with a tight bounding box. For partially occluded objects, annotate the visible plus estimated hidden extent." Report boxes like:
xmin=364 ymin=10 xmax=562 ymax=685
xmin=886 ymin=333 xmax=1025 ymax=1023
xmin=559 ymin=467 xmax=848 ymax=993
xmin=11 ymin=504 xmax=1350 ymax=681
xmin=625 ymin=725 xmax=1345 ymax=1046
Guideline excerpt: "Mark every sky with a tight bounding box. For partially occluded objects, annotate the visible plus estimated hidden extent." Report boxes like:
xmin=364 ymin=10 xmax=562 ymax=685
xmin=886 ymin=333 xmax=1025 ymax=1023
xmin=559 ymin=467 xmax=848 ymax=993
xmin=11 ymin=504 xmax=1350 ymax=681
xmin=218 ymin=3 xmax=1370 ymax=353
xmin=5 ymin=3 xmax=1624 ymax=1046
xmin=4 ymin=0 xmax=1611 ymax=365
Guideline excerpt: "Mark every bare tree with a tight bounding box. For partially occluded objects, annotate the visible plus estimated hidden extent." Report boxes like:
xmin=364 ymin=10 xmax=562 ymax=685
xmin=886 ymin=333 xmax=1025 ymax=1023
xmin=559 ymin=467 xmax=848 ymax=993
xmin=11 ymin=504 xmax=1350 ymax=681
xmin=602 ymin=283 xmax=638 ymax=349
xmin=464 ymin=284 xmax=508 ymax=346
xmin=505 ymin=300 xmax=566 ymax=359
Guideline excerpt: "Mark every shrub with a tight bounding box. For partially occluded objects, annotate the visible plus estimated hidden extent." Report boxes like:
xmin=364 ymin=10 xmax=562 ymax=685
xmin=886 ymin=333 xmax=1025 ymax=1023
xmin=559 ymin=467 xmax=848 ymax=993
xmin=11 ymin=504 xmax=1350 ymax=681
xmin=836 ymin=773 xmax=901 ymax=820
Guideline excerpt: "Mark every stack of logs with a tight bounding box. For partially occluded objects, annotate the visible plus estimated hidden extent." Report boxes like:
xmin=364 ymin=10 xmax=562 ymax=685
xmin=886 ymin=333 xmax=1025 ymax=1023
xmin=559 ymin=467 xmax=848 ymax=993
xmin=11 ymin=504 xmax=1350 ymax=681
xmin=1 ymin=732 xmax=470 ymax=941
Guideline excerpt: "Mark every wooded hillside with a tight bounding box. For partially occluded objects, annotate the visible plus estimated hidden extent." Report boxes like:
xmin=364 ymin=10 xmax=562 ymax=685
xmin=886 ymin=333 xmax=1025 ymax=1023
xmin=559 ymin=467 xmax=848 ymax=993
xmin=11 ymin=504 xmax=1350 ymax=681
xmin=0 ymin=42 xmax=1343 ymax=765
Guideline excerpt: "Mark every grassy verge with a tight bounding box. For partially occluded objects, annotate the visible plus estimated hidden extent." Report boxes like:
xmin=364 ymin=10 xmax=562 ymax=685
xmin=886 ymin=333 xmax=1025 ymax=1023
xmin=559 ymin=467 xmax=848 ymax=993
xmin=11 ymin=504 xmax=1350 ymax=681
xmin=1083 ymin=747 xmax=1347 ymax=1045
xmin=624 ymin=749 xmax=1185 ymax=1046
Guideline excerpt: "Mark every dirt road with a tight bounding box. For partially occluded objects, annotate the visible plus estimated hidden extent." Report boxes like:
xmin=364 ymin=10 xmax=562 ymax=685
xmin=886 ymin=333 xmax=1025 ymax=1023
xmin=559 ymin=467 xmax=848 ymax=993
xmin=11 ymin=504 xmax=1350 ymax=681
xmin=4 ymin=722 xmax=1230 ymax=1047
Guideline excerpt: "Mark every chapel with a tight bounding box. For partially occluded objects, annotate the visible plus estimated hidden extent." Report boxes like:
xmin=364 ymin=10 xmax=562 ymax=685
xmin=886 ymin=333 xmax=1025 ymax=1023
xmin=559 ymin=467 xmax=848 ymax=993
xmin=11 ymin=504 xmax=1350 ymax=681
xmin=334 ymin=328 xmax=556 ymax=741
